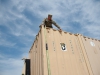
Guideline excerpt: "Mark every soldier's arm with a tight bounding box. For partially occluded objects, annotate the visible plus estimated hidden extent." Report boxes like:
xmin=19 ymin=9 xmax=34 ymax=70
xmin=52 ymin=20 xmax=61 ymax=29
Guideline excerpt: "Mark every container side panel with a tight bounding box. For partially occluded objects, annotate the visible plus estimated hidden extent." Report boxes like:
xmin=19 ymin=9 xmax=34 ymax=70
xmin=67 ymin=34 xmax=79 ymax=75
xmin=22 ymin=63 xmax=26 ymax=75
xmin=77 ymin=35 xmax=92 ymax=75
xmin=34 ymin=43 xmax=36 ymax=75
xmin=37 ymin=32 xmax=42 ymax=75
xmin=37 ymin=35 xmax=39 ymax=75
xmin=38 ymin=33 xmax=41 ymax=75
xmin=46 ymin=28 xmax=59 ymax=75
xmin=53 ymin=30 xmax=66 ymax=75
xmin=81 ymin=36 xmax=100 ymax=75
xmin=30 ymin=45 xmax=34 ymax=75
xmin=41 ymin=26 xmax=48 ymax=75
xmin=73 ymin=35 xmax=90 ymax=75
xmin=35 ymin=40 xmax=38 ymax=75
xmin=45 ymin=29 xmax=91 ymax=75
xmin=65 ymin=33 xmax=84 ymax=75
xmin=59 ymin=31 xmax=72 ymax=75
xmin=64 ymin=33 xmax=75 ymax=75
xmin=78 ymin=35 xmax=94 ymax=75
xmin=34 ymin=43 xmax=37 ymax=75
xmin=74 ymin=35 xmax=86 ymax=75
xmin=39 ymin=31 xmax=43 ymax=75
xmin=70 ymin=34 xmax=82 ymax=75
xmin=40 ymin=29 xmax=44 ymax=75
xmin=29 ymin=25 xmax=100 ymax=75
xmin=30 ymin=51 xmax=32 ymax=75
xmin=93 ymin=40 xmax=100 ymax=75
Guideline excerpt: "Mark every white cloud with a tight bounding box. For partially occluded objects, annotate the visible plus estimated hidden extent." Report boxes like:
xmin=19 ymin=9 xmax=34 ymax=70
xmin=84 ymin=25 xmax=100 ymax=39
xmin=8 ymin=22 xmax=36 ymax=37
xmin=0 ymin=39 xmax=16 ymax=47
xmin=0 ymin=53 xmax=28 ymax=75
xmin=0 ymin=0 xmax=99 ymax=39
xmin=0 ymin=33 xmax=16 ymax=47
xmin=0 ymin=54 xmax=4 ymax=58
xmin=0 ymin=0 xmax=100 ymax=75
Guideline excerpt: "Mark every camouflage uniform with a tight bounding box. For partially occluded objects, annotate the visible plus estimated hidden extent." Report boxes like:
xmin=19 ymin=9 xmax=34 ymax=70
xmin=42 ymin=18 xmax=61 ymax=29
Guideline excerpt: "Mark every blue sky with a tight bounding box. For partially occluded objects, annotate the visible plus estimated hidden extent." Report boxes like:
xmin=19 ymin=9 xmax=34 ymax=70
xmin=0 ymin=0 xmax=100 ymax=75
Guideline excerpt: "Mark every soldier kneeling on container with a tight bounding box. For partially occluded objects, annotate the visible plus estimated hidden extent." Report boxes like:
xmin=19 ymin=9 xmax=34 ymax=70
xmin=41 ymin=14 xmax=62 ymax=31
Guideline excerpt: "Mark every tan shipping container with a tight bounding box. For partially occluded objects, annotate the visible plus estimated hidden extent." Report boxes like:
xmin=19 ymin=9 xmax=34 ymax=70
xmin=22 ymin=63 xmax=26 ymax=75
xmin=78 ymin=35 xmax=100 ymax=75
xmin=26 ymin=25 xmax=100 ymax=75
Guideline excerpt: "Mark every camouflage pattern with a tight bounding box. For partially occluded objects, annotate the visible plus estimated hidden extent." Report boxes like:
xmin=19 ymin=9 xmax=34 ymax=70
xmin=42 ymin=18 xmax=61 ymax=29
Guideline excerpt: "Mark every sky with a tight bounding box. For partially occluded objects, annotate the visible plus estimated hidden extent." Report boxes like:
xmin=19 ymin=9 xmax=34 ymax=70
xmin=0 ymin=0 xmax=100 ymax=75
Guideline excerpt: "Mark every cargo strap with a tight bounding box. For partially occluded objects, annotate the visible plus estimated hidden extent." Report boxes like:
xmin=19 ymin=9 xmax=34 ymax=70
xmin=44 ymin=25 xmax=51 ymax=75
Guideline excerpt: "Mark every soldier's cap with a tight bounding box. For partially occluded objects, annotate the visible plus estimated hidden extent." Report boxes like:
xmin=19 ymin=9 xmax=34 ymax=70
xmin=48 ymin=14 xmax=52 ymax=17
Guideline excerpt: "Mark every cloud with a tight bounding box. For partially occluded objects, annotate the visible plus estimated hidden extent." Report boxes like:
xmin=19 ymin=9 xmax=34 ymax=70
xmin=0 ymin=32 xmax=16 ymax=47
xmin=0 ymin=0 xmax=100 ymax=75
xmin=0 ymin=0 xmax=100 ymax=38
xmin=0 ymin=53 xmax=28 ymax=75
xmin=83 ymin=25 xmax=100 ymax=39
xmin=0 ymin=39 xmax=16 ymax=47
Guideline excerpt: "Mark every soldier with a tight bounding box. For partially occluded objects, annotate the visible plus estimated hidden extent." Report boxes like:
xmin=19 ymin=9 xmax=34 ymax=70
xmin=41 ymin=14 xmax=62 ymax=30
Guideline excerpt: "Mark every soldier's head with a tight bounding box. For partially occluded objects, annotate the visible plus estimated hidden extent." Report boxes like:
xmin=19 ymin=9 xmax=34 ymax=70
xmin=48 ymin=14 xmax=52 ymax=20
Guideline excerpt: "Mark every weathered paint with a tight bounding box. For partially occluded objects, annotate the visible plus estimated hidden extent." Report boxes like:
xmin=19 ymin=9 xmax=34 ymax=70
xmin=80 ymin=35 xmax=100 ymax=75
xmin=23 ymin=25 xmax=100 ymax=75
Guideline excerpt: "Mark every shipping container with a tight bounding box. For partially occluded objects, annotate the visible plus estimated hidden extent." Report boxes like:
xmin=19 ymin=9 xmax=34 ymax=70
xmin=22 ymin=61 xmax=26 ymax=75
xmin=78 ymin=35 xmax=100 ymax=75
xmin=22 ymin=59 xmax=30 ymax=75
xmin=23 ymin=25 xmax=100 ymax=75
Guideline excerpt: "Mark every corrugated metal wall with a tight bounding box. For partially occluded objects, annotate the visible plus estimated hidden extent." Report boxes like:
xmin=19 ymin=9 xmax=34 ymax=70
xmin=22 ymin=63 xmax=26 ymax=75
xmin=80 ymin=35 xmax=100 ymax=75
xmin=29 ymin=28 xmax=44 ymax=75
xmin=28 ymin=25 xmax=100 ymax=75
